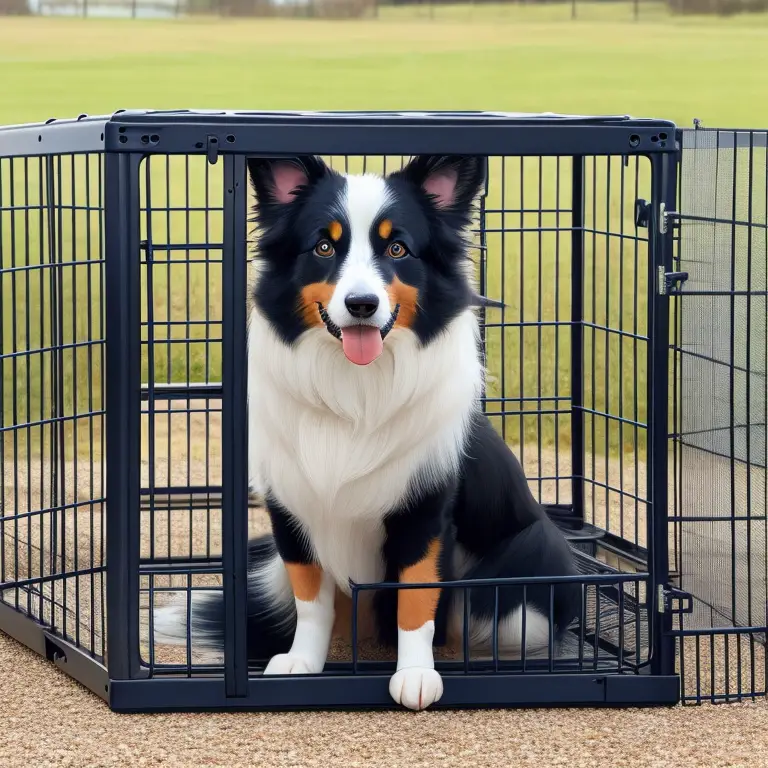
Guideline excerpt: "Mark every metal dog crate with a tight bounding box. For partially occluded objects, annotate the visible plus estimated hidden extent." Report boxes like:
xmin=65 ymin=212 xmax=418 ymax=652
xmin=0 ymin=110 xmax=764 ymax=711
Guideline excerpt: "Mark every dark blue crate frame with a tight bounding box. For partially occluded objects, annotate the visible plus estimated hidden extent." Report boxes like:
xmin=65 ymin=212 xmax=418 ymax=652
xmin=0 ymin=109 xmax=682 ymax=711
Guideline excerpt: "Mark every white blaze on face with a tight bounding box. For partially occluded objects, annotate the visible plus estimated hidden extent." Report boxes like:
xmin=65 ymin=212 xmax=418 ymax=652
xmin=327 ymin=174 xmax=395 ymax=366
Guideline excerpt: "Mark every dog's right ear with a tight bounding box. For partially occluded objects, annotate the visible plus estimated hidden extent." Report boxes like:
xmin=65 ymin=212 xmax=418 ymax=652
xmin=247 ymin=156 xmax=328 ymax=207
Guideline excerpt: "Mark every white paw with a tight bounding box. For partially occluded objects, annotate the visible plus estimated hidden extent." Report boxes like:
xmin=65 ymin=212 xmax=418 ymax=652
xmin=389 ymin=667 xmax=444 ymax=711
xmin=263 ymin=653 xmax=319 ymax=675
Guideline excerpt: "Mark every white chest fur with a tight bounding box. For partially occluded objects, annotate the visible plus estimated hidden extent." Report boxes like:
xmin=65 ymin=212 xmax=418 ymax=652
xmin=247 ymin=308 xmax=483 ymax=593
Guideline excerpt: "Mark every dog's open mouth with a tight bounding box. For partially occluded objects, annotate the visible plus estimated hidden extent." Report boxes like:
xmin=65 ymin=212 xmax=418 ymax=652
xmin=317 ymin=302 xmax=400 ymax=366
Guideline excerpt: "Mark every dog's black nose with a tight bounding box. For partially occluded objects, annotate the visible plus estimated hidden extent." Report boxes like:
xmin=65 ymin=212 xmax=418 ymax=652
xmin=345 ymin=294 xmax=379 ymax=319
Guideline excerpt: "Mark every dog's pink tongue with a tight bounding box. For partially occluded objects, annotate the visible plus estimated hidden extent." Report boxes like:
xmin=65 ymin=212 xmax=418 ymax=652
xmin=341 ymin=326 xmax=383 ymax=366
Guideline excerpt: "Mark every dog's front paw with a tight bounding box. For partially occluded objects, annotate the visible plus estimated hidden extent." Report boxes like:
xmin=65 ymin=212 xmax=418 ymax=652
xmin=263 ymin=653 xmax=320 ymax=675
xmin=389 ymin=667 xmax=444 ymax=711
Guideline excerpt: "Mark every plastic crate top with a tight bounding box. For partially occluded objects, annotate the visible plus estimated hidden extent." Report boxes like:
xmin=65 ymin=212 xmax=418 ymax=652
xmin=0 ymin=109 xmax=678 ymax=158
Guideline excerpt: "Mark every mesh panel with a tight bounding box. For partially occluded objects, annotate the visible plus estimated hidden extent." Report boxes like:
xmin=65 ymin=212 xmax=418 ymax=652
xmin=673 ymin=129 xmax=768 ymax=689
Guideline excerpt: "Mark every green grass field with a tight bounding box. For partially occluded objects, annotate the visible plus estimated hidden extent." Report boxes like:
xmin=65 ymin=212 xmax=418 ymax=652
xmin=1 ymin=9 xmax=767 ymax=465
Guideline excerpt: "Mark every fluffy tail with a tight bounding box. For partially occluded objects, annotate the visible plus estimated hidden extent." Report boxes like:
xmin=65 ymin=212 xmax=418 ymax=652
xmin=448 ymin=520 xmax=581 ymax=657
xmin=152 ymin=535 xmax=296 ymax=661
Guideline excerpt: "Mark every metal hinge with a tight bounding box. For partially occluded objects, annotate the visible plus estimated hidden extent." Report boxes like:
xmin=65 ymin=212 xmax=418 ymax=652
xmin=636 ymin=199 xmax=674 ymax=234
xmin=659 ymin=202 xmax=669 ymax=234
xmin=657 ymin=267 xmax=689 ymax=296
xmin=635 ymin=198 xmax=651 ymax=229
xmin=657 ymin=584 xmax=694 ymax=614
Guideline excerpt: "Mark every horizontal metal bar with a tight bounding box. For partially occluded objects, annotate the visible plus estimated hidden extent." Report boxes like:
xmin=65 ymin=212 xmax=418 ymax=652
xmin=0 ymin=204 xmax=103 ymax=214
xmin=673 ymin=438 xmax=768 ymax=470
xmin=668 ymin=515 xmax=768 ymax=522
xmin=0 ymin=496 xmax=106 ymax=524
xmin=669 ymin=345 xmax=766 ymax=378
xmin=671 ymin=626 xmax=768 ymax=637
xmin=103 ymin=111 xmax=676 ymax=158
xmin=142 ymin=242 xmax=223 ymax=252
xmin=140 ymin=338 xmax=223 ymax=346
xmin=676 ymin=289 xmax=768 ymax=297
xmin=140 ymin=383 xmax=223 ymax=401
xmin=0 ymin=565 xmax=106 ymax=591
xmin=139 ymin=484 xmax=223 ymax=497
xmin=482 ymin=395 xmax=570 ymax=404
xmin=139 ymin=206 xmax=224 ymax=213
xmin=576 ymin=406 xmax=647 ymax=429
xmin=0 ymin=410 xmax=106 ymax=434
xmin=351 ymin=572 xmax=649 ymax=592
xmin=672 ymin=212 xmax=768 ymax=231
xmin=0 ymin=259 xmax=105 ymax=275
xmin=108 ymin=673 xmax=680 ymax=712
xmin=0 ymin=339 xmax=103 ymax=362
xmin=0 ymin=114 xmax=107 ymax=156
xmin=582 ymin=477 xmax=648 ymax=505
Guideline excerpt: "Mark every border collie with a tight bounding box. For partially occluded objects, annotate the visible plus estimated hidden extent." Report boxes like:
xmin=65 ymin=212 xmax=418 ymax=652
xmin=155 ymin=154 xmax=581 ymax=711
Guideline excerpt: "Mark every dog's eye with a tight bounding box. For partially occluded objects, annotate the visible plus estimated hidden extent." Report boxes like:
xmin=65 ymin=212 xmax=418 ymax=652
xmin=314 ymin=239 xmax=335 ymax=258
xmin=386 ymin=242 xmax=408 ymax=259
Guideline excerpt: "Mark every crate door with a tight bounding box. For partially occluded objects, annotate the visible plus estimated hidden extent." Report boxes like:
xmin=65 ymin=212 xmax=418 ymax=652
xmin=671 ymin=127 xmax=767 ymax=702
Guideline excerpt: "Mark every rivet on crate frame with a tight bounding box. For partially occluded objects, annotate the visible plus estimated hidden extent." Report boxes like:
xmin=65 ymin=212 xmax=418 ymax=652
xmin=0 ymin=111 xmax=764 ymax=711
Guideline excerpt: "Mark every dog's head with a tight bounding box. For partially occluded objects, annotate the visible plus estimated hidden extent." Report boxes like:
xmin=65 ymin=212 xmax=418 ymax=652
xmin=248 ymin=154 xmax=485 ymax=366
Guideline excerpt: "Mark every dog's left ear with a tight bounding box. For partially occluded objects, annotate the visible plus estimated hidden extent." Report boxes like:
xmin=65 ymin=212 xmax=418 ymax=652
xmin=392 ymin=155 xmax=485 ymax=214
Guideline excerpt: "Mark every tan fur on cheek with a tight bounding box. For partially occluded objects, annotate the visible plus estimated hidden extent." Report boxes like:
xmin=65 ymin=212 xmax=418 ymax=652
xmin=299 ymin=282 xmax=335 ymax=328
xmin=398 ymin=539 xmax=441 ymax=632
xmin=387 ymin=276 xmax=419 ymax=329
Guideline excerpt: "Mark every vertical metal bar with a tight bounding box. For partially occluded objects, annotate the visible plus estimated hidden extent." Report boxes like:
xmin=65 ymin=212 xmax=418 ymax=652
xmin=492 ymin=585 xmax=499 ymax=673
xmin=521 ymin=584 xmax=528 ymax=672
xmin=105 ymin=152 xmax=143 ymax=680
xmin=221 ymin=154 xmax=249 ymax=698
xmin=604 ymin=158 xmax=612 ymax=533
xmin=570 ymin=157 xmax=585 ymax=524
xmin=462 ymin=587 xmax=470 ymax=673
xmin=9 ymin=159 xmax=20 ymax=606
xmin=648 ymin=150 xmax=677 ymax=677
xmin=477 ymin=158 xmax=489 ymax=406
xmin=165 ymin=157 xmax=172 ymax=561
xmin=351 ymin=587 xmax=359 ymax=674
xmin=537 ymin=157 xmax=543 ymax=500
xmin=728 ymin=131 xmax=738 ymax=633
xmin=145 ymin=158 xmax=158 ymax=575
xmin=0 ymin=159 xmax=5 ymax=589
xmin=590 ymin=157 xmax=597 ymax=526
xmin=55 ymin=155 xmax=67 ymax=629
xmin=555 ymin=156 xmax=562 ymax=504
xmin=24 ymin=158 xmax=33 ymax=618
xmin=185 ymin=157 xmax=193 ymax=560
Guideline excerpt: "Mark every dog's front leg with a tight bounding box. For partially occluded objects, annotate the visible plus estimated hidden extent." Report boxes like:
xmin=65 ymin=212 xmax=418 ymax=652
xmin=264 ymin=562 xmax=335 ymax=675
xmin=389 ymin=538 xmax=444 ymax=710
xmin=263 ymin=499 xmax=335 ymax=675
xmin=382 ymin=493 xmax=447 ymax=711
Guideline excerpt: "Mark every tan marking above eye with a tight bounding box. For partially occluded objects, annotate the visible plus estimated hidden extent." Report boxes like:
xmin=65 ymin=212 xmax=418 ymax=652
xmin=378 ymin=219 xmax=393 ymax=239
xmin=328 ymin=221 xmax=343 ymax=242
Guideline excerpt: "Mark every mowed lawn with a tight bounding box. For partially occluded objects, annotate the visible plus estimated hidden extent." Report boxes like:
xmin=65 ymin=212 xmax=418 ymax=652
xmin=1 ymin=11 xmax=767 ymax=465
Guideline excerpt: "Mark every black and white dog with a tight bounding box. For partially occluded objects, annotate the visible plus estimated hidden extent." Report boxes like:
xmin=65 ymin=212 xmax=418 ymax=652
xmin=155 ymin=154 xmax=580 ymax=710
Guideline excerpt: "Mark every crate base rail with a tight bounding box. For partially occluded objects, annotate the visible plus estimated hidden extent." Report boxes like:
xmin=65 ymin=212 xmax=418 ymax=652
xmin=0 ymin=602 xmax=109 ymax=702
xmin=108 ymin=673 xmax=681 ymax=713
